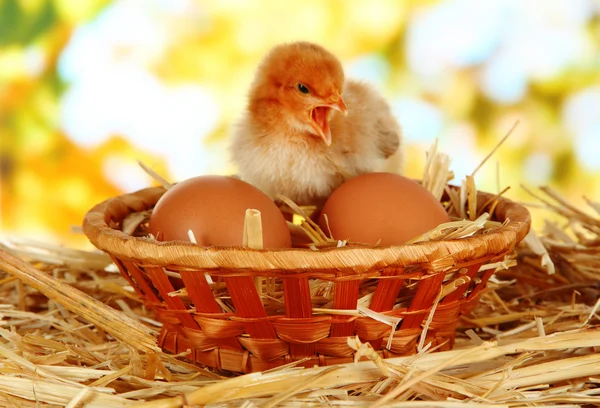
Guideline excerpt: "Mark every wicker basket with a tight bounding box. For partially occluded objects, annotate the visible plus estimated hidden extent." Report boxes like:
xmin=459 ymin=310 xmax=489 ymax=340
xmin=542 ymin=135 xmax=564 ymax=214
xmin=83 ymin=184 xmax=530 ymax=373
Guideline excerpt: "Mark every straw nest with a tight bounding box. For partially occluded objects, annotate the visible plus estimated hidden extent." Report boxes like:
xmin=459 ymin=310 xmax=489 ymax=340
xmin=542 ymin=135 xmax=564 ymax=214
xmin=1 ymin=133 xmax=599 ymax=407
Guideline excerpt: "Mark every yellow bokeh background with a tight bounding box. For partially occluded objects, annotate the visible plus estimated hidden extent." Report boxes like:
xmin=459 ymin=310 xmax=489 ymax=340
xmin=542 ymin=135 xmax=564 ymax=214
xmin=1 ymin=0 xmax=599 ymax=249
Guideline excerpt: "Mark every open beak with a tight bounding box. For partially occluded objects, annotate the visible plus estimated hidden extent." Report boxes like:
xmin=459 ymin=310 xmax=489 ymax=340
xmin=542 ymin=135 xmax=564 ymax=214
xmin=309 ymin=97 xmax=348 ymax=146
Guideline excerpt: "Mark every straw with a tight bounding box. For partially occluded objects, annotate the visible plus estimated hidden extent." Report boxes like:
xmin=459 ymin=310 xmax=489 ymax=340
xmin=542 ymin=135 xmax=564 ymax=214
xmin=243 ymin=208 xmax=265 ymax=294
xmin=470 ymin=121 xmax=519 ymax=177
xmin=0 ymin=247 xmax=159 ymax=353
xmin=137 ymin=160 xmax=173 ymax=190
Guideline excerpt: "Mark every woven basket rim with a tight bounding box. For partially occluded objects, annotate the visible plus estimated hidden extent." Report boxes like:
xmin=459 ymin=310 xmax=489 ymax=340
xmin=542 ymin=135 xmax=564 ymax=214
xmin=82 ymin=185 xmax=531 ymax=273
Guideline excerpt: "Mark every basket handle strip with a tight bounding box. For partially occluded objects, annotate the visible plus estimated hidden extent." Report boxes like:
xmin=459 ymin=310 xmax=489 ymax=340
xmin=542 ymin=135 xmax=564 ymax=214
xmin=401 ymin=272 xmax=445 ymax=330
xmin=223 ymin=278 xmax=277 ymax=338
xmin=224 ymin=209 xmax=277 ymax=339
xmin=179 ymin=270 xmax=221 ymax=314
xmin=442 ymin=262 xmax=482 ymax=304
xmin=179 ymin=268 xmax=243 ymax=350
xmin=367 ymin=266 xmax=405 ymax=350
xmin=120 ymin=259 xmax=162 ymax=303
xmin=330 ymin=280 xmax=361 ymax=337
xmin=145 ymin=266 xmax=200 ymax=329
xmin=283 ymin=277 xmax=315 ymax=358
xmin=281 ymin=201 xmax=316 ymax=356
xmin=369 ymin=267 xmax=406 ymax=312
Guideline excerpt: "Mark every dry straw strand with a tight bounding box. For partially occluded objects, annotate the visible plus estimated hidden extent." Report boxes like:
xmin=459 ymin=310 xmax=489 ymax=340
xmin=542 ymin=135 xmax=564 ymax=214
xmin=243 ymin=208 xmax=265 ymax=293
xmin=471 ymin=121 xmax=519 ymax=177
xmin=0 ymin=247 xmax=159 ymax=353
xmin=137 ymin=160 xmax=173 ymax=190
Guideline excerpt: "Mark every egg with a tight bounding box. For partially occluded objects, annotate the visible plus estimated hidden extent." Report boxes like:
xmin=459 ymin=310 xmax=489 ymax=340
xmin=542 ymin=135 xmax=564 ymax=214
xmin=318 ymin=173 xmax=450 ymax=246
xmin=149 ymin=175 xmax=291 ymax=248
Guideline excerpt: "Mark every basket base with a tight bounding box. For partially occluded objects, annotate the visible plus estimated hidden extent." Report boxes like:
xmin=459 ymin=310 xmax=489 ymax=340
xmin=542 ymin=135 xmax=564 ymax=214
xmin=158 ymin=327 xmax=355 ymax=372
xmin=158 ymin=327 xmax=452 ymax=373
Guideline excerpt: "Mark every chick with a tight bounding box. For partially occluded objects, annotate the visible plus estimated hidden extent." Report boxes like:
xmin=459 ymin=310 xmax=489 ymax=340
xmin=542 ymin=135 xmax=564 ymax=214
xmin=230 ymin=42 xmax=402 ymax=209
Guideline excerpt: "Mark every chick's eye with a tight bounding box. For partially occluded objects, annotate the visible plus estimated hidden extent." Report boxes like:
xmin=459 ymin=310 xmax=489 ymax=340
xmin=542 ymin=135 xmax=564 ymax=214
xmin=297 ymin=83 xmax=310 ymax=94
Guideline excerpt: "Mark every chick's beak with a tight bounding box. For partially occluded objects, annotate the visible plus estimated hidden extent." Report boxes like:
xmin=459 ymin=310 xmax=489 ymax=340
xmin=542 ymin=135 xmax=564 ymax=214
xmin=309 ymin=96 xmax=348 ymax=146
xmin=330 ymin=97 xmax=348 ymax=116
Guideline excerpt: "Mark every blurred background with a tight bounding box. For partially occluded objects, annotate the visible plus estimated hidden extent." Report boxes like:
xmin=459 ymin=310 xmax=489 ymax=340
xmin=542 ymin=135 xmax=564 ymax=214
xmin=1 ymin=0 xmax=599 ymax=249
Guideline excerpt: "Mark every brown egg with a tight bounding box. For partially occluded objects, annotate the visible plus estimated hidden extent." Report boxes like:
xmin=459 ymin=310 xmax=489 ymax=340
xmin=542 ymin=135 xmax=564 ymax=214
xmin=318 ymin=173 xmax=450 ymax=246
xmin=149 ymin=175 xmax=291 ymax=248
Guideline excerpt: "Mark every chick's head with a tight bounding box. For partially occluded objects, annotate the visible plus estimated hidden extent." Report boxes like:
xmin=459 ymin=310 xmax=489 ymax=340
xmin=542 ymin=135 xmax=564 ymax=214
xmin=250 ymin=42 xmax=348 ymax=145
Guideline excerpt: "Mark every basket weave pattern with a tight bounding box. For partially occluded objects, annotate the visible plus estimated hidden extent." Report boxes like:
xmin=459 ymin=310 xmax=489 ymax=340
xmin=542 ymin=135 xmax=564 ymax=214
xmin=83 ymin=185 xmax=531 ymax=373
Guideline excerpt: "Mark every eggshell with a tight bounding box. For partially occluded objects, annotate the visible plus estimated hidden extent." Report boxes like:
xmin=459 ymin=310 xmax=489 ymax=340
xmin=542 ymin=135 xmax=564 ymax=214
xmin=318 ymin=173 xmax=450 ymax=246
xmin=149 ymin=175 xmax=291 ymax=248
